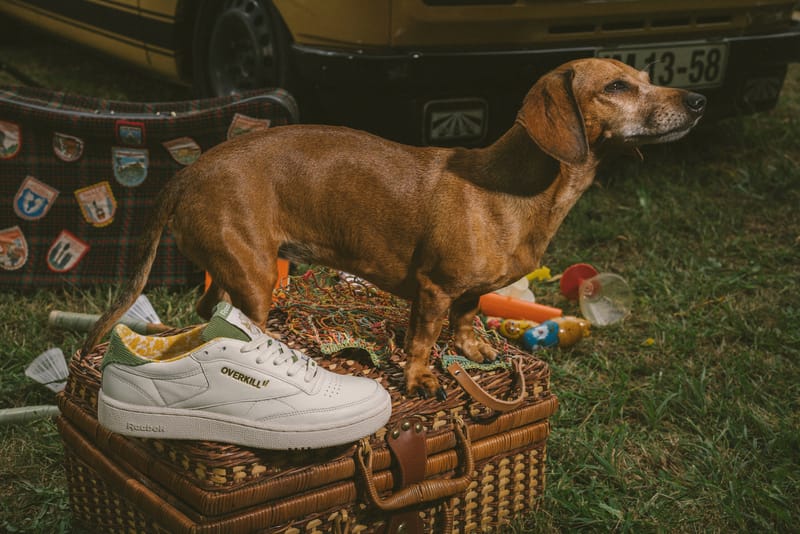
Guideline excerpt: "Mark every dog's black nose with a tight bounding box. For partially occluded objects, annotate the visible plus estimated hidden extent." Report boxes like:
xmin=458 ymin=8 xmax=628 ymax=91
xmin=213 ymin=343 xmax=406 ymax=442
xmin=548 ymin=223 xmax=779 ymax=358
xmin=685 ymin=92 xmax=707 ymax=114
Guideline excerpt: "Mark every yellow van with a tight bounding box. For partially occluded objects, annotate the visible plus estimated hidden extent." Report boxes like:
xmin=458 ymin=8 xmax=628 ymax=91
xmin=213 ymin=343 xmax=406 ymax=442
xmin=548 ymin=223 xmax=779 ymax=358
xmin=1 ymin=0 xmax=798 ymax=145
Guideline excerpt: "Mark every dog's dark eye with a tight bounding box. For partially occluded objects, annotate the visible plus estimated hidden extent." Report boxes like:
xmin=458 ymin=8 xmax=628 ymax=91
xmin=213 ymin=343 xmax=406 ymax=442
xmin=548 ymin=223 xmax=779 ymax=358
xmin=604 ymin=80 xmax=630 ymax=93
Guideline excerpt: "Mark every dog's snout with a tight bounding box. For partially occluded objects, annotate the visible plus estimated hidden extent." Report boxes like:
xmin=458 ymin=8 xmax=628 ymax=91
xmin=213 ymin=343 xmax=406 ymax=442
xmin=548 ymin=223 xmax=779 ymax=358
xmin=685 ymin=92 xmax=707 ymax=115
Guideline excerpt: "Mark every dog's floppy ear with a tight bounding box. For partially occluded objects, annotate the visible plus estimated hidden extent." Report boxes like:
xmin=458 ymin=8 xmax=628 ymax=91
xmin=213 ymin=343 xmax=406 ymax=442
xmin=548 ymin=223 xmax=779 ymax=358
xmin=517 ymin=68 xmax=589 ymax=165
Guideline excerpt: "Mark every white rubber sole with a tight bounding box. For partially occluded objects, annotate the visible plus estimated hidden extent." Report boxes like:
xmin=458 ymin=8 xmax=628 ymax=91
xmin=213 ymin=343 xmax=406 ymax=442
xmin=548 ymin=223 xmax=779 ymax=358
xmin=97 ymin=389 xmax=392 ymax=450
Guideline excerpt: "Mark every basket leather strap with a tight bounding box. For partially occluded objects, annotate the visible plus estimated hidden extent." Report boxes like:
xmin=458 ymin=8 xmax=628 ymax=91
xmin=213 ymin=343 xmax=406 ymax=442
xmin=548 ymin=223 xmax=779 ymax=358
xmin=385 ymin=419 xmax=427 ymax=534
xmin=447 ymin=357 xmax=527 ymax=412
xmin=388 ymin=420 xmax=427 ymax=488
xmin=356 ymin=417 xmax=473 ymax=515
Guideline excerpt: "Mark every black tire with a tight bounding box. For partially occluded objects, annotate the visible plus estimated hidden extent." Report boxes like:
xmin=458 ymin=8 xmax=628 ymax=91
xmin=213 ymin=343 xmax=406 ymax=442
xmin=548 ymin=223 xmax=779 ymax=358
xmin=192 ymin=0 xmax=291 ymax=97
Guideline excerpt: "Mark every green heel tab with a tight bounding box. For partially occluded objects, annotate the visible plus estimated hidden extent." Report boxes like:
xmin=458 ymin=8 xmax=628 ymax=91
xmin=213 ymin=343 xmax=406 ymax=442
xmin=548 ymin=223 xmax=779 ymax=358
xmin=100 ymin=325 xmax=149 ymax=370
xmin=201 ymin=302 xmax=261 ymax=343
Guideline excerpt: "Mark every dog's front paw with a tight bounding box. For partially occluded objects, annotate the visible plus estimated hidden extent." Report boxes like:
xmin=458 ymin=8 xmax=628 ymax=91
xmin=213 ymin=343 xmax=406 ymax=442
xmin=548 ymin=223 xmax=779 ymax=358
xmin=456 ymin=334 xmax=500 ymax=363
xmin=404 ymin=365 xmax=447 ymax=401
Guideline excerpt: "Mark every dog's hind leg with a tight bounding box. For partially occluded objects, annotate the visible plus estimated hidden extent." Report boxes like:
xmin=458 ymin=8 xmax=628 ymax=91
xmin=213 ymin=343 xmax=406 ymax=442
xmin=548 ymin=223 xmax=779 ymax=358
xmin=220 ymin=259 xmax=277 ymax=330
xmin=191 ymin=238 xmax=279 ymax=330
xmin=196 ymin=280 xmax=230 ymax=320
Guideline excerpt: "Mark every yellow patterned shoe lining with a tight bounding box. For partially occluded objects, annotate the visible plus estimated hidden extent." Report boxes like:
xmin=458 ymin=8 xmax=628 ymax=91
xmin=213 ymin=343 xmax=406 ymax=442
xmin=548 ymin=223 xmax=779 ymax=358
xmin=117 ymin=324 xmax=207 ymax=362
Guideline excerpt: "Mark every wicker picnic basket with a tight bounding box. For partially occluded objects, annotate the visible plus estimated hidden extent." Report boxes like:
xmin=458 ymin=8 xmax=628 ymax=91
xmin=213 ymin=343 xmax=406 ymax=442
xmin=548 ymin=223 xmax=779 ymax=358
xmin=57 ymin=271 xmax=558 ymax=533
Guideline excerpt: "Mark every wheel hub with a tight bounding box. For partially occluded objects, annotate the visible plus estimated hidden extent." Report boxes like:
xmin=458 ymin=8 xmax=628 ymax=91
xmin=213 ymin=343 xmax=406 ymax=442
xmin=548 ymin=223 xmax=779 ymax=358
xmin=208 ymin=0 xmax=275 ymax=95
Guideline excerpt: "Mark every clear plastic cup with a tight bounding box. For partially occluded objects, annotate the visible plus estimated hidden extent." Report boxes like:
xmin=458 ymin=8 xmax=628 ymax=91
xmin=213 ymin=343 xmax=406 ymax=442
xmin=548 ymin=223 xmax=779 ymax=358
xmin=578 ymin=273 xmax=633 ymax=326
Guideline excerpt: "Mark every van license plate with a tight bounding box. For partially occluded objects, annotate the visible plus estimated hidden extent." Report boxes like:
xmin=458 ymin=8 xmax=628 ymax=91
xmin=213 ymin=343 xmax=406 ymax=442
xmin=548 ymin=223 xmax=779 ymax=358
xmin=598 ymin=43 xmax=728 ymax=89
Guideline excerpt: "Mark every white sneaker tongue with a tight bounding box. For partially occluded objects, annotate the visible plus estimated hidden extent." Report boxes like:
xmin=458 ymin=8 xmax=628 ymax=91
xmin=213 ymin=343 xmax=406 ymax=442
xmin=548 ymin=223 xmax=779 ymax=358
xmin=203 ymin=302 xmax=264 ymax=342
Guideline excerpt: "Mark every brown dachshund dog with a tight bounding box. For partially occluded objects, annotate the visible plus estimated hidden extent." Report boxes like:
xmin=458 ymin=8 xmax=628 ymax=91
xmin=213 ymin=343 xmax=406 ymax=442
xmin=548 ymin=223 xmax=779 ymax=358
xmin=84 ymin=58 xmax=705 ymax=399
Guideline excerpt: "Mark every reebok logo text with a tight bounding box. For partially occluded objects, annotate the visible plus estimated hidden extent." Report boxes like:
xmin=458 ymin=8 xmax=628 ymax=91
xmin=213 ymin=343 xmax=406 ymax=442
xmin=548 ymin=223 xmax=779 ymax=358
xmin=126 ymin=422 xmax=165 ymax=433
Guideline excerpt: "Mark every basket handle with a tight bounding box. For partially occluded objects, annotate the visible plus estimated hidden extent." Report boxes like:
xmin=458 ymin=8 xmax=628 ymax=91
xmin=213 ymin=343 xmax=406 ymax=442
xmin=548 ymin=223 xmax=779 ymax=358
xmin=447 ymin=357 xmax=526 ymax=412
xmin=355 ymin=417 xmax=473 ymax=511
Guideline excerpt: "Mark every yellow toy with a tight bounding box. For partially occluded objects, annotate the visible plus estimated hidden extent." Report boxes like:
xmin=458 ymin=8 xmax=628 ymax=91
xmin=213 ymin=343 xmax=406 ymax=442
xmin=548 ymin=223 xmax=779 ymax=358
xmin=499 ymin=318 xmax=537 ymax=340
xmin=552 ymin=316 xmax=591 ymax=347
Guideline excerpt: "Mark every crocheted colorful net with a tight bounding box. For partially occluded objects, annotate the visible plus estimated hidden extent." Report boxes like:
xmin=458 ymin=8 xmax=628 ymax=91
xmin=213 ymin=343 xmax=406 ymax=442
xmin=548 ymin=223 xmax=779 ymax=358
xmin=271 ymin=268 xmax=516 ymax=371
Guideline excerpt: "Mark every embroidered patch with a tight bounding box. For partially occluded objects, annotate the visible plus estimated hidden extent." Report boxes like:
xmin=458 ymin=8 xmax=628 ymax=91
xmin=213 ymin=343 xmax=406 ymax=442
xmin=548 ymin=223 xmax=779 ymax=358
xmin=227 ymin=113 xmax=271 ymax=140
xmin=47 ymin=230 xmax=90 ymax=273
xmin=0 ymin=120 xmax=21 ymax=159
xmin=112 ymin=147 xmax=149 ymax=187
xmin=52 ymin=132 xmax=85 ymax=162
xmin=14 ymin=175 xmax=59 ymax=221
xmin=116 ymin=120 xmax=145 ymax=146
xmin=75 ymin=181 xmax=117 ymax=227
xmin=163 ymin=136 xmax=201 ymax=165
xmin=0 ymin=225 xmax=28 ymax=271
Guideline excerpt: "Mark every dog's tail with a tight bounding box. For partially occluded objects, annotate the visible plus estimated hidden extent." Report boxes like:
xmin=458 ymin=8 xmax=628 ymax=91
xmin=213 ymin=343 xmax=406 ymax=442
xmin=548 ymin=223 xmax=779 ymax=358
xmin=81 ymin=176 xmax=184 ymax=355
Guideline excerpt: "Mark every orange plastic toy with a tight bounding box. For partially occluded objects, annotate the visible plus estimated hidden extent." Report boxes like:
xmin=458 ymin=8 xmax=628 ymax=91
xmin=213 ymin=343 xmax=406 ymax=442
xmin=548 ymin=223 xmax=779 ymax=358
xmin=478 ymin=292 xmax=562 ymax=323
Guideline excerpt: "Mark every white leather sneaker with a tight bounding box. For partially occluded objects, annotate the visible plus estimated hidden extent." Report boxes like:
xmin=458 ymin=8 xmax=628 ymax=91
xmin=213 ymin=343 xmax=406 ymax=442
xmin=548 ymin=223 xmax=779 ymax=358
xmin=97 ymin=302 xmax=392 ymax=449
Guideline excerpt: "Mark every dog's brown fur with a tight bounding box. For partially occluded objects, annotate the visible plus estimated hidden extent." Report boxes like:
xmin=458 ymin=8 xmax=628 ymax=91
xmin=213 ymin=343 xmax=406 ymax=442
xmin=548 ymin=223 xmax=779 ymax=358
xmin=84 ymin=59 xmax=705 ymax=398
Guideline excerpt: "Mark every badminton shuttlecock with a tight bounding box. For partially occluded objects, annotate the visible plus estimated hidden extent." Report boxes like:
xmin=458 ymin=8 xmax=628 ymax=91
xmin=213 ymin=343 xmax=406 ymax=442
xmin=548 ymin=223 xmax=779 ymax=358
xmin=25 ymin=347 xmax=69 ymax=392
xmin=49 ymin=293 xmax=168 ymax=336
xmin=123 ymin=294 xmax=161 ymax=324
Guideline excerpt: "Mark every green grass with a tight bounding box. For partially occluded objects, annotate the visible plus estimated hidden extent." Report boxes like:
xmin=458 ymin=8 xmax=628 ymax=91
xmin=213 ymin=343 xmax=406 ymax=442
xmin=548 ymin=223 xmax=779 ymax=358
xmin=508 ymin=70 xmax=800 ymax=532
xmin=1 ymin=32 xmax=799 ymax=533
xmin=0 ymin=289 xmax=200 ymax=533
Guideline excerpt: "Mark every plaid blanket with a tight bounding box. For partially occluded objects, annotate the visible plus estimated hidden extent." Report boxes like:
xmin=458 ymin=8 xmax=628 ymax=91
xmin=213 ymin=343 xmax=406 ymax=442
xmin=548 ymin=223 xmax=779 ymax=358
xmin=0 ymin=87 xmax=298 ymax=290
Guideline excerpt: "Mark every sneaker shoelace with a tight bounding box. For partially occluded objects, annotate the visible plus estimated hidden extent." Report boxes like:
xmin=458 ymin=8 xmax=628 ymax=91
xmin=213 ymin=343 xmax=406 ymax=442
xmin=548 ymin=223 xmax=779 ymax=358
xmin=241 ymin=335 xmax=319 ymax=383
